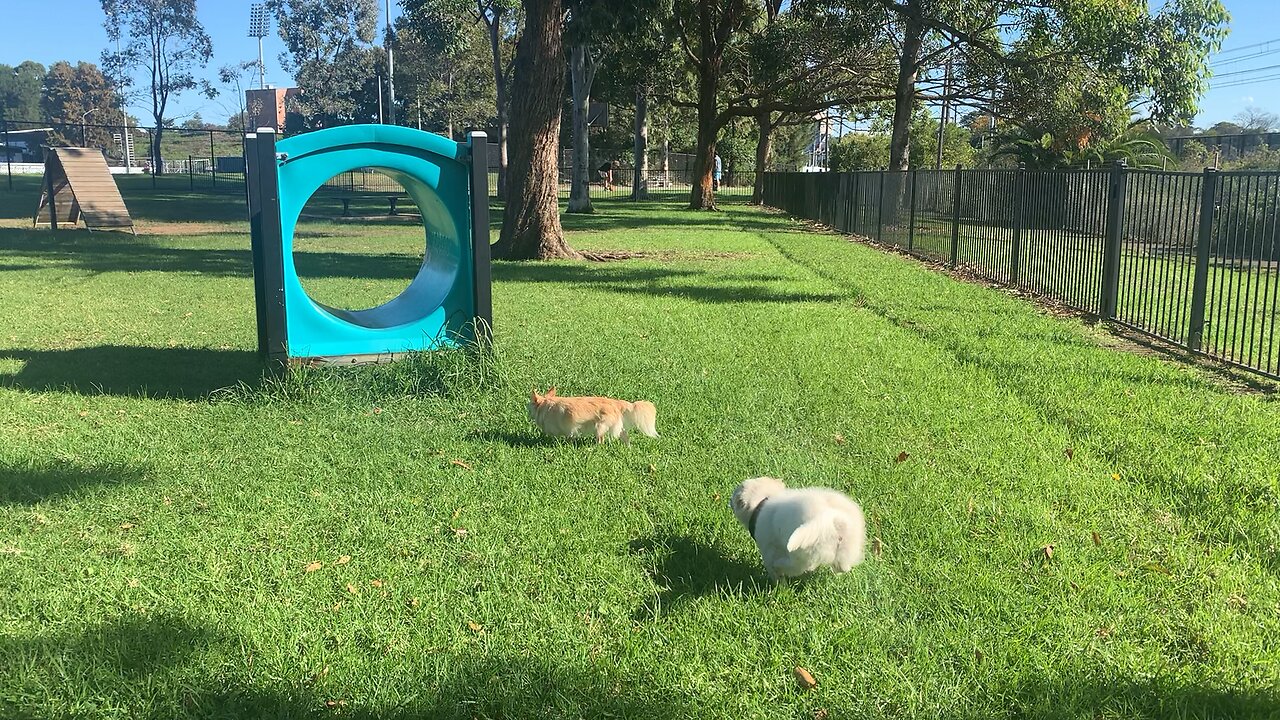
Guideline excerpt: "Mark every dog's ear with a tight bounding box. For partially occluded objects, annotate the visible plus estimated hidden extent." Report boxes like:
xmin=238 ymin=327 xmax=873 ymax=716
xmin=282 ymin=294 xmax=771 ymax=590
xmin=531 ymin=388 xmax=541 ymax=403
xmin=547 ymin=386 xmax=557 ymax=397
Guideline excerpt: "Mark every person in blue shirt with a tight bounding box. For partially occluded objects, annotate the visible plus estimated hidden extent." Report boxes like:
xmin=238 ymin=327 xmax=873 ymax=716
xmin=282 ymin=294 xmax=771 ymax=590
xmin=713 ymin=153 xmax=722 ymax=191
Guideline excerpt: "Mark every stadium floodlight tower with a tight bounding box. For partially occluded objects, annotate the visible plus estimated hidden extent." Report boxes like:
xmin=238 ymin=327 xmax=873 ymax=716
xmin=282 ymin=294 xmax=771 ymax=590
xmin=249 ymin=3 xmax=270 ymax=89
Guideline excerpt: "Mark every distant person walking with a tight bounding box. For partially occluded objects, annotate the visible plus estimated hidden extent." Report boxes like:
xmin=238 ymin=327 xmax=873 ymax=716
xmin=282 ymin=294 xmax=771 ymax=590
xmin=713 ymin=153 xmax=722 ymax=191
xmin=597 ymin=159 xmax=619 ymax=192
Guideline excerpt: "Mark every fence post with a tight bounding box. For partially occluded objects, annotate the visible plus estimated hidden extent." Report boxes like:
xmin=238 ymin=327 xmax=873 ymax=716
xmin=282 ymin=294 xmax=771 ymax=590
xmin=210 ymin=130 xmax=217 ymax=189
xmin=1188 ymin=168 xmax=1219 ymax=352
xmin=851 ymin=172 xmax=861 ymax=233
xmin=876 ymin=170 xmax=886 ymax=242
xmin=907 ymin=167 xmax=918 ymax=252
xmin=950 ymin=164 xmax=963 ymax=267
xmin=1010 ymin=162 xmax=1026 ymax=285
xmin=188 ymin=154 xmax=195 ymax=191
xmin=1099 ymin=160 xmax=1128 ymax=319
xmin=3 ymin=116 xmax=11 ymax=191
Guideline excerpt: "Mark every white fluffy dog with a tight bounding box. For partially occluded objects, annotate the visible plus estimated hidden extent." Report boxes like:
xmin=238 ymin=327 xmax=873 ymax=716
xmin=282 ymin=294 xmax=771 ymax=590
xmin=730 ymin=477 xmax=866 ymax=580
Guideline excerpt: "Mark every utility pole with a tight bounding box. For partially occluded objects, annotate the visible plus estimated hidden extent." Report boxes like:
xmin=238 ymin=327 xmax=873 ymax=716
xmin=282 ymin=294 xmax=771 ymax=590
xmin=385 ymin=0 xmax=396 ymax=125
xmin=936 ymin=56 xmax=951 ymax=170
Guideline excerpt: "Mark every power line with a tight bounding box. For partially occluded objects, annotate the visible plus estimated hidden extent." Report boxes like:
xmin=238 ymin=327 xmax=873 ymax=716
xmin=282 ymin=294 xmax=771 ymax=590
xmin=1210 ymin=73 xmax=1280 ymax=89
xmin=1212 ymin=37 xmax=1280 ymax=57
xmin=1211 ymin=48 xmax=1280 ymax=67
xmin=1212 ymin=62 xmax=1280 ymax=79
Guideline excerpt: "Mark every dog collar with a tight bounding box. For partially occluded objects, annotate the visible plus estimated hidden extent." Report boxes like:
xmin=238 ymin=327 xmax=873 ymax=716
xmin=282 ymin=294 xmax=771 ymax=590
xmin=747 ymin=498 xmax=768 ymax=540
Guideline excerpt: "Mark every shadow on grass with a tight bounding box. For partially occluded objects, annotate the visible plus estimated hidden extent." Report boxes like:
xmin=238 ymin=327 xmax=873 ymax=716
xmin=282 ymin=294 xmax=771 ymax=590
xmin=986 ymin=675 xmax=1280 ymax=720
xmin=468 ymin=429 xmax=562 ymax=447
xmin=629 ymin=534 xmax=769 ymax=621
xmin=0 ymin=615 xmax=702 ymax=720
xmin=494 ymin=262 xmax=845 ymax=305
xmin=0 ymin=459 xmax=146 ymax=505
xmin=0 ymin=346 xmax=260 ymax=399
xmin=0 ymin=228 xmax=427 ymax=280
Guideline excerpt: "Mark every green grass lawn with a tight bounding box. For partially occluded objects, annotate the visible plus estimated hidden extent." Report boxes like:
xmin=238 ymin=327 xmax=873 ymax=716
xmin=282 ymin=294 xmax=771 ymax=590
xmin=1 ymin=185 xmax=1279 ymax=719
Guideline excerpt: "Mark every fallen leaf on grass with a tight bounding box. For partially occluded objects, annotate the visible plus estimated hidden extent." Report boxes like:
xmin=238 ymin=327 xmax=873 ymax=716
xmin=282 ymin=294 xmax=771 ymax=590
xmin=324 ymin=699 xmax=347 ymax=708
xmin=647 ymin=464 xmax=657 ymax=474
xmin=346 ymin=583 xmax=359 ymax=594
xmin=372 ymin=407 xmax=383 ymax=415
xmin=895 ymin=451 xmax=910 ymax=463
xmin=1 ymin=547 xmax=24 ymax=555
xmin=1143 ymin=562 xmax=1171 ymax=576
xmin=78 ymin=411 xmax=88 ymax=418
xmin=452 ymin=528 xmax=468 ymax=538
xmin=814 ymin=710 xmax=829 ymax=720
xmin=1091 ymin=531 xmax=1101 ymax=547
xmin=1064 ymin=447 xmax=1075 ymax=460
xmin=1070 ymin=581 xmax=1081 ymax=592
xmin=119 ymin=523 xmax=135 ymax=530
xmin=793 ymin=666 xmax=818 ymax=690
xmin=336 ymin=555 xmax=350 ymax=565
xmin=467 ymin=621 xmax=484 ymax=633
xmin=1040 ymin=544 xmax=1055 ymax=562
xmin=974 ymin=649 xmax=985 ymax=664
xmin=449 ymin=459 xmax=473 ymax=470
xmin=871 ymin=537 xmax=885 ymax=558
xmin=833 ymin=433 xmax=846 ymax=445
xmin=451 ymin=508 xmax=463 ymax=521
xmin=371 ymin=579 xmax=384 ymax=588
xmin=712 ymin=493 xmax=721 ymax=502
xmin=304 ymin=561 xmax=323 ymax=573
xmin=408 ymin=597 xmax=420 ymax=608
xmin=127 ymin=578 xmax=139 ymax=587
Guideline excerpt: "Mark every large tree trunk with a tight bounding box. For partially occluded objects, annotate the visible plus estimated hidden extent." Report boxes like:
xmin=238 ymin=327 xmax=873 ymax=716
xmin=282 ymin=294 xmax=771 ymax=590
xmin=493 ymin=0 xmax=578 ymax=260
xmin=487 ymin=17 xmax=509 ymax=198
xmin=631 ymin=86 xmax=649 ymax=201
xmin=567 ymin=42 xmax=595 ymax=213
xmin=751 ymin=111 xmax=773 ymax=204
xmin=689 ymin=65 xmax=721 ymax=210
xmin=889 ymin=16 xmax=924 ymax=172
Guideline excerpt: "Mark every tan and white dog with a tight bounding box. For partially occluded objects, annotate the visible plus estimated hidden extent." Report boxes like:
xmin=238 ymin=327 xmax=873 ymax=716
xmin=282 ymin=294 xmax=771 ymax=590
xmin=527 ymin=388 xmax=658 ymax=443
xmin=730 ymin=477 xmax=865 ymax=580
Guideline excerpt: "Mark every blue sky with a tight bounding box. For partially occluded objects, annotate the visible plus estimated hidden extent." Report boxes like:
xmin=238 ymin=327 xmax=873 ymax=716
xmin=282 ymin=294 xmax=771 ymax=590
xmin=1 ymin=0 xmax=1276 ymax=129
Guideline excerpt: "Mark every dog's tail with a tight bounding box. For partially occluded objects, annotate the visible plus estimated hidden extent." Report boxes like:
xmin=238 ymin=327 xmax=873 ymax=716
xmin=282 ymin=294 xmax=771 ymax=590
xmin=786 ymin=510 xmax=863 ymax=567
xmin=625 ymin=400 xmax=659 ymax=438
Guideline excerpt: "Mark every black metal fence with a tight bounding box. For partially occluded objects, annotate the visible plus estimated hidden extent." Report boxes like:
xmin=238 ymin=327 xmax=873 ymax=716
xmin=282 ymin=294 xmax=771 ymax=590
xmin=1 ymin=118 xmax=247 ymax=195
xmin=763 ymin=167 xmax=1280 ymax=381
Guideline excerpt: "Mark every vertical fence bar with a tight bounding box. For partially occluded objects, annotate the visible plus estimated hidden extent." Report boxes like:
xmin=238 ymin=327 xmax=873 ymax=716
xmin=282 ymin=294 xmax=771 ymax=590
xmin=876 ymin=170 xmax=886 ymax=242
xmin=210 ymin=130 xmax=217 ymax=189
xmin=908 ymin=167 xmax=918 ymax=252
xmin=1011 ymin=163 xmax=1026 ymax=285
xmin=3 ymin=117 xmax=11 ymax=190
xmin=949 ymin=165 xmax=962 ymax=267
xmin=1100 ymin=161 xmax=1128 ymax=318
xmin=1188 ymin=169 xmax=1219 ymax=352
xmin=188 ymin=154 xmax=195 ymax=190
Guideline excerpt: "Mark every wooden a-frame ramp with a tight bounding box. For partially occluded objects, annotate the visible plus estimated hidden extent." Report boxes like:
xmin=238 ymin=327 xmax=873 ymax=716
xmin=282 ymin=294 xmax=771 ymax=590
xmin=33 ymin=147 xmax=135 ymax=234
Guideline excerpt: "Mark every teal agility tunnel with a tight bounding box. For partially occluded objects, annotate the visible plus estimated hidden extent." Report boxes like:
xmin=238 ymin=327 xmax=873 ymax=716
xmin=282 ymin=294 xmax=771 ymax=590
xmin=244 ymin=125 xmax=491 ymax=366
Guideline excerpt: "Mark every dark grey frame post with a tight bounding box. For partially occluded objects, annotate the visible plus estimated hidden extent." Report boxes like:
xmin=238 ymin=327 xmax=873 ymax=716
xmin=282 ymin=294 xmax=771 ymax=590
xmin=1188 ymin=168 xmax=1219 ymax=352
xmin=245 ymin=129 xmax=288 ymax=368
xmin=1010 ymin=162 xmax=1026 ymax=285
xmin=1099 ymin=160 xmax=1128 ymax=319
xmin=467 ymin=131 xmax=493 ymax=345
xmin=45 ymin=149 xmax=58 ymax=231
